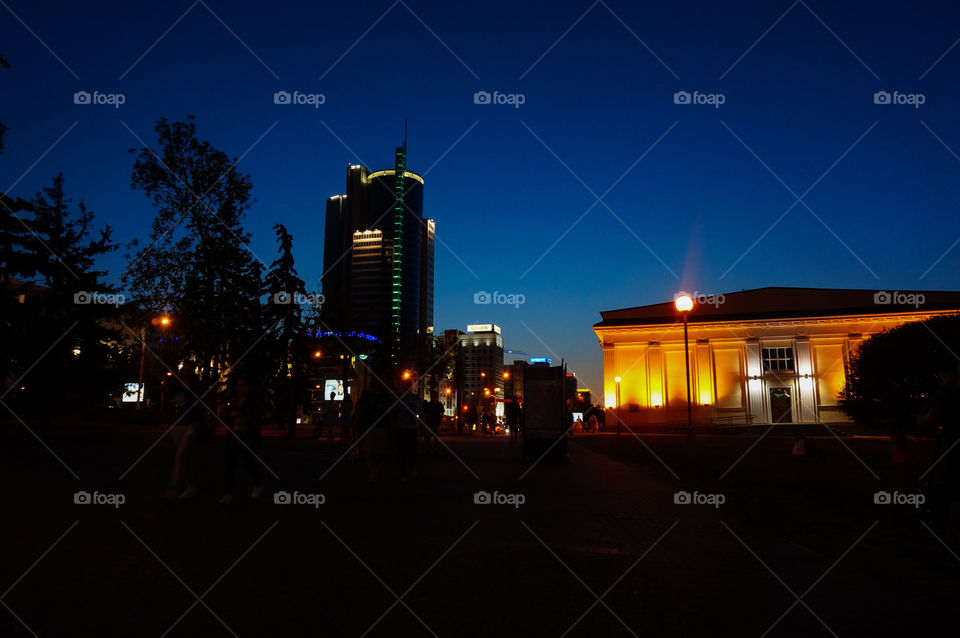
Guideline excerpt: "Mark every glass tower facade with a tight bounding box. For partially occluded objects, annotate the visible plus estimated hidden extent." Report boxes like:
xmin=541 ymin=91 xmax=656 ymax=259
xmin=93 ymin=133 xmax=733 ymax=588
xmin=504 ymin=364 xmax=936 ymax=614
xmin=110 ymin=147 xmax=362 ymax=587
xmin=320 ymin=144 xmax=431 ymax=368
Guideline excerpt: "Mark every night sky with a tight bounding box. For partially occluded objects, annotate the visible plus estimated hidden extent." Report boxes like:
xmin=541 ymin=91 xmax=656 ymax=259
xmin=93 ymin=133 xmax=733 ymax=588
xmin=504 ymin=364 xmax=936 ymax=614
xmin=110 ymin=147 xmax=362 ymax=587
xmin=3 ymin=0 xmax=960 ymax=392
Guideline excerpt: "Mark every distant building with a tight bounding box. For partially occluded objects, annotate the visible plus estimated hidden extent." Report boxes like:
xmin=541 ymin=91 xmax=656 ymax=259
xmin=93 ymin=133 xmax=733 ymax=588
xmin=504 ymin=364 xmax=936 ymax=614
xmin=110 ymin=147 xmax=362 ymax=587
xmin=594 ymin=287 xmax=960 ymax=425
xmin=459 ymin=324 xmax=504 ymax=412
xmin=320 ymin=135 xmax=434 ymax=368
xmin=564 ymin=371 xmax=578 ymax=404
xmin=504 ymin=360 xmax=525 ymax=401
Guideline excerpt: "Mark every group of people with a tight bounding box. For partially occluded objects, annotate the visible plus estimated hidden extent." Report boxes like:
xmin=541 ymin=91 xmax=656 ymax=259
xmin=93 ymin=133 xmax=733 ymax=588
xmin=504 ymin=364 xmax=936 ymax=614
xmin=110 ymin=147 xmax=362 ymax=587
xmin=349 ymin=370 xmax=445 ymax=483
xmin=165 ymin=364 xmax=452 ymax=500
xmin=918 ymin=361 xmax=960 ymax=517
xmin=165 ymin=366 xmax=265 ymax=504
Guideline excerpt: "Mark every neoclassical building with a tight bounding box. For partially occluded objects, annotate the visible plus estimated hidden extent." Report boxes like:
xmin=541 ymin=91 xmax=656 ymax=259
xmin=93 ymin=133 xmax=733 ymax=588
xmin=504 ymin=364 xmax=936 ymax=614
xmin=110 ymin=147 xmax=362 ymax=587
xmin=594 ymin=288 xmax=960 ymax=426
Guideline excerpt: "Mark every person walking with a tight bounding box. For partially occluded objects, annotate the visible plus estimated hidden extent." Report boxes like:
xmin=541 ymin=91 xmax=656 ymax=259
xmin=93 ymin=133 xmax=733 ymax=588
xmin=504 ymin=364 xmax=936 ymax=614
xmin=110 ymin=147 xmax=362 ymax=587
xmin=506 ymin=398 xmax=519 ymax=445
xmin=220 ymin=374 xmax=265 ymax=504
xmin=422 ymin=392 xmax=443 ymax=456
xmin=355 ymin=372 xmax=394 ymax=483
xmin=324 ymin=390 xmax=339 ymax=443
xmin=340 ymin=392 xmax=354 ymax=450
xmin=166 ymin=367 xmax=202 ymax=500
xmin=396 ymin=373 xmax=423 ymax=481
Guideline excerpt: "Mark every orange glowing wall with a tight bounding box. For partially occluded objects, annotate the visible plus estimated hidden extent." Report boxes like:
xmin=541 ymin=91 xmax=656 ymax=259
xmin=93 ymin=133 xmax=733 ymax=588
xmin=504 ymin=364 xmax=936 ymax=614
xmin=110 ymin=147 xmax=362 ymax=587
xmin=665 ymin=349 xmax=688 ymax=406
xmin=814 ymin=343 xmax=846 ymax=406
xmin=714 ymin=347 xmax=744 ymax=409
xmin=646 ymin=346 xmax=663 ymax=407
xmin=695 ymin=342 xmax=714 ymax=405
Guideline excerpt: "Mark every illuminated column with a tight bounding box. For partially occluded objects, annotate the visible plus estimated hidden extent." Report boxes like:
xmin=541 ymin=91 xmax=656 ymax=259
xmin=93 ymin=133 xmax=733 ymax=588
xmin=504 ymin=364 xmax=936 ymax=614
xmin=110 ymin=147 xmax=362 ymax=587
xmin=603 ymin=343 xmax=617 ymax=408
xmin=646 ymin=342 xmax=664 ymax=410
xmin=745 ymin=339 xmax=765 ymax=423
xmin=794 ymin=337 xmax=817 ymax=422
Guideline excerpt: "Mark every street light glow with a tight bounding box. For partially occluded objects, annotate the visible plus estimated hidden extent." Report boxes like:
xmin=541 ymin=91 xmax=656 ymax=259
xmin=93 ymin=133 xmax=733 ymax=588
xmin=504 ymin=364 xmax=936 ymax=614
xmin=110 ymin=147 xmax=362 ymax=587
xmin=614 ymin=376 xmax=621 ymax=383
xmin=675 ymin=294 xmax=693 ymax=312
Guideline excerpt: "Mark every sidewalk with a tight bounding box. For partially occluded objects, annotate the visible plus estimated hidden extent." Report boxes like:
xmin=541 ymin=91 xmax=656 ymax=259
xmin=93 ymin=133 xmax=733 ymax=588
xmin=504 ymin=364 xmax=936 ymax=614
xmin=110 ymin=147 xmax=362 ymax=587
xmin=0 ymin=427 xmax=956 ymax=636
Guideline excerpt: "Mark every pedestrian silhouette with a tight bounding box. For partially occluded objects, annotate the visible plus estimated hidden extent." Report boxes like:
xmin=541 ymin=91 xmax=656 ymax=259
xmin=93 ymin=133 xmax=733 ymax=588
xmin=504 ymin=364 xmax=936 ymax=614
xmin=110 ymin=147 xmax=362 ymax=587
xmin=220 ymin=373 xmax=264 ymax=504
xmin=166 ymin=366 xmax=201 ymax=500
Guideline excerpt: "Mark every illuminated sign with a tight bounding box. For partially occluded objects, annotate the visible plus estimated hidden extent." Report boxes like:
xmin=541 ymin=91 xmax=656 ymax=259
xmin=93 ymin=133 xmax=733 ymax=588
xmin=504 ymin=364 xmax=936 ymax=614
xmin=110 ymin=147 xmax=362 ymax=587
xmin=467 ymin=324 xmax=501 ymax=334
xmin=529 ymin=357 xmax=551 ymax=364
xmin=323 ymin=379 xmax=350 ymax=401
xmin=122 ymin=383 xmax=144 ymax=403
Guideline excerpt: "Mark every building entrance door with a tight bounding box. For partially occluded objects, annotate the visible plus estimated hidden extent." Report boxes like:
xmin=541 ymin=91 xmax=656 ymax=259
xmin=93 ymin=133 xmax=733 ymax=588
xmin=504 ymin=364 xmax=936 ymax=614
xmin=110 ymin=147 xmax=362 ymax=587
xmin=769 ymin=387 xmax=793 ymax=423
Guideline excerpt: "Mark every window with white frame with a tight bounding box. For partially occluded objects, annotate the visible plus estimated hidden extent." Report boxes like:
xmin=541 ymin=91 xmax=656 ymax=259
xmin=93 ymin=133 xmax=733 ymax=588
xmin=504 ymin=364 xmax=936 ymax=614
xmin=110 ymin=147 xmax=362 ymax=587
xmin=762 ymin=347 xmax=794 ymax=372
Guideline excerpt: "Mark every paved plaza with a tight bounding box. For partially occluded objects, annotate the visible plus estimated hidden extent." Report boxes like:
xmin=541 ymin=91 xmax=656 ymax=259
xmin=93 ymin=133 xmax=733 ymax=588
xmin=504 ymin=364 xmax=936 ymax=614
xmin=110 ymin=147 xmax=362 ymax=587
xmin=1 ymin=424 xmax=958 ymax=637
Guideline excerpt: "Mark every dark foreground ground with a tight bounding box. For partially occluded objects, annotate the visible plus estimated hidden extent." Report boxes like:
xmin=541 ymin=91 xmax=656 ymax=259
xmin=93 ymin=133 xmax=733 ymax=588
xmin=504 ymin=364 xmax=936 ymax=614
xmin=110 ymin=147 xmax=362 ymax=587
xmin=1 ymin=422 xmax=958 ymax=637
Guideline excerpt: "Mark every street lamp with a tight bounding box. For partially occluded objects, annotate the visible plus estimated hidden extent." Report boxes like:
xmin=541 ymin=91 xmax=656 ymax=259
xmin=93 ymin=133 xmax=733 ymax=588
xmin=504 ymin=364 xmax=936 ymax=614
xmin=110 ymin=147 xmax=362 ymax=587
xmin=137 ymin=315 xmax=171 ymax=411
xmin=614 ymin=376 xmax=621 ymax=435
xmin=675 ymin=293 xmax=694 ymax=443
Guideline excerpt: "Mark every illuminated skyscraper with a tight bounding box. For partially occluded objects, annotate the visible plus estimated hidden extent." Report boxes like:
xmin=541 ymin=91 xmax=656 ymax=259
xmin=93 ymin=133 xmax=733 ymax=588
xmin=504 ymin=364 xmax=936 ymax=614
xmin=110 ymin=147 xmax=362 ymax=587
xmin=320 ymin=133 xmax=434 ymax=368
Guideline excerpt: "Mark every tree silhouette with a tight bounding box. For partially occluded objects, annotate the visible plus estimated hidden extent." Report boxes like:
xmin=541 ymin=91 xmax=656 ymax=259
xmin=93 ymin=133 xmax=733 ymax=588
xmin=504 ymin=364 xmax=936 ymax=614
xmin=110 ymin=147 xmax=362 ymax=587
xmin=263 ymin=223 xmax=312 ymax=436
xmin=8 ymin=174 xmax=119 ymax=416
xmin=840 ymin=314 xmax=960 ymax=429
xmin=125 ymin=116 xmax=264 ymax=391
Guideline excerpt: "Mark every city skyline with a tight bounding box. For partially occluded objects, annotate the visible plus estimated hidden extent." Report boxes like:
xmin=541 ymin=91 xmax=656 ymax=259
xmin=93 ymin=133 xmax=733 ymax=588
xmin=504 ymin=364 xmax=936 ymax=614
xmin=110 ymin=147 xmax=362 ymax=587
xmin=5 ymin=4 xmax=960 ymax=636
xmin=3 ymin=0 xmax=960 ymax=393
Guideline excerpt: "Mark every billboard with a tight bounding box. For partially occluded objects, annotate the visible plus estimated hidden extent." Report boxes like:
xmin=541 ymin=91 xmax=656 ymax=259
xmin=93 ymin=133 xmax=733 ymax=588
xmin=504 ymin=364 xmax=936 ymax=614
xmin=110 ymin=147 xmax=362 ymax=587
xmin=523 ymin=366 xmax=564 ymax=440
xmin=122 ymin=383 xmax=144 ymax=403
xmin=466 ymin=323 xmax=501 ymax=334
xmin=323 ymin=379 xmax=350 ymax=401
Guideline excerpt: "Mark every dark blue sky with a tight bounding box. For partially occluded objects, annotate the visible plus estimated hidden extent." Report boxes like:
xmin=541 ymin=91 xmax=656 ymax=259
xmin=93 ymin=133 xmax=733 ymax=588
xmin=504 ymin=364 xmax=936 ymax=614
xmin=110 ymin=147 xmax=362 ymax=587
xmin=3 ymin=0 xmax=960 ymax=391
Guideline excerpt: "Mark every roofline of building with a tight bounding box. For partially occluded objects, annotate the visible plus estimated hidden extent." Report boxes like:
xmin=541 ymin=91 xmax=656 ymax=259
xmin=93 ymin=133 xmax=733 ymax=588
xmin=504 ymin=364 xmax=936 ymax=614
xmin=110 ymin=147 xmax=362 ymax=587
xmin=594 ymin=307 xmax=960 ymax=330
xmin=595 ymin=286 xmax=960 ymax=328
xmin=366 ymin=169 xmax=424 ymax=185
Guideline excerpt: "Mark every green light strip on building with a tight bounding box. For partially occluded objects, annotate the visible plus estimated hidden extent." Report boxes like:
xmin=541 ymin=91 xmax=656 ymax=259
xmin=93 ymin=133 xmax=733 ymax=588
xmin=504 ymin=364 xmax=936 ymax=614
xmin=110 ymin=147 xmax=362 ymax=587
xmin=391 ymin=147 xmax=406 ymax=362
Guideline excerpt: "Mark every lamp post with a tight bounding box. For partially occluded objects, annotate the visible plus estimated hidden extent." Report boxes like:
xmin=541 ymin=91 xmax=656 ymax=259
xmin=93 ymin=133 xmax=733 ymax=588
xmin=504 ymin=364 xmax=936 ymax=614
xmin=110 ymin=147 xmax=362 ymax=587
xmin=614 ymin=376 xmax=621 ymax=435
xmin=675 ymin=294 xmax=694 ymax=444
xmin=137 ymin=315 xmax=171 ymax=411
